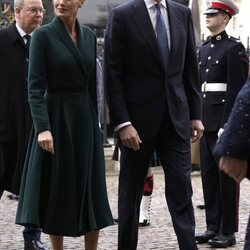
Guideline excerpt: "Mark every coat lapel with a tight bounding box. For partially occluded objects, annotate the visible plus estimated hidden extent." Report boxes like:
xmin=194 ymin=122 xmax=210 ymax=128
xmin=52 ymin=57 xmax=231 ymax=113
xmin=130 ymin=0 xmax=182 ymax=71
xmin=166 ymin=0 xmax=182 ymax=69
xmin=8 ymin=22 xmax=26 ymax=50
xmin=130 ymin=0 xmax=163 ymax=68
xmin=51 ymin=17 xmax=87 ymax=76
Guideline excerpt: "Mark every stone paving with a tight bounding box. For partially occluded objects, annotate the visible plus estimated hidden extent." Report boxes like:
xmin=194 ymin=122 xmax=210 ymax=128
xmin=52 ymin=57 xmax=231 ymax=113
xmin=0 ymin=163 xmax=250 ymax=249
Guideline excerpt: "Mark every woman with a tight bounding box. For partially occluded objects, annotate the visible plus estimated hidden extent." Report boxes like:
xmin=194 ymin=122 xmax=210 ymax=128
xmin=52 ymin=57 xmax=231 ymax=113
xmin=16 ymin=0 xmax=114 ymax=248
xmin=214 ymin=78 xmax=250 ymax=249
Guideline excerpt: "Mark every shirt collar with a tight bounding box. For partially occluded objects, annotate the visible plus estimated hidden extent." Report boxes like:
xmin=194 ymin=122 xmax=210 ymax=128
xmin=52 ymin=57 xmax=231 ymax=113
xmin=144 ymin=0 xmax=167 ymax=10
xmin=15 ymin=22 xmax=33 ymax=37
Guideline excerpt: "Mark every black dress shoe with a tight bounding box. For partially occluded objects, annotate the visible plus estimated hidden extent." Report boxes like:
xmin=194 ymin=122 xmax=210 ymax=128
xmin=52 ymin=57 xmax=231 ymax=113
xmin=207 ymin=233 xmax=236 ymax=248
xmin=24 ymin=239 xmax=48 ymax=250
xmin=195 ymin=230 xmax=217 ymax=244
xmin=139 ymin=219 xmax=150 ymax=227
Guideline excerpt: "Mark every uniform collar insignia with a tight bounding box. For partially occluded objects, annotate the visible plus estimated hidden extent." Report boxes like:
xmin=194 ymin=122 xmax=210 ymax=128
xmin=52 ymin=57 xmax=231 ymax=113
xmin=216 ymin=35 xmax=222 ymax=40
xmin=210 ymin=30 xmax=228 ymax=44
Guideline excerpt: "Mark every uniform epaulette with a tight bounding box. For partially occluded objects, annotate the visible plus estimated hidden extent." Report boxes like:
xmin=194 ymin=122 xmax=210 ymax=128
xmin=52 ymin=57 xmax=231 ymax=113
xmin=227 ymin=35 xmax=242 ymax=43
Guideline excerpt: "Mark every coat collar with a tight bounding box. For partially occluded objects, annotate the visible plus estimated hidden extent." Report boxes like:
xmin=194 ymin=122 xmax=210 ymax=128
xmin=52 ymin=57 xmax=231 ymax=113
xmin=7 ymin=21 xmax=26 ymax=49
xmin=210 ymin=30 xmax=228 ymax=44
xmin=51 ymin=17 xmax=87 ymax=76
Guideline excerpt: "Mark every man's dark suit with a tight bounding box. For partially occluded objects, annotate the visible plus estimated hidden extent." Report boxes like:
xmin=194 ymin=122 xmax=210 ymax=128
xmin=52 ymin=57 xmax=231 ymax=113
xmin=0 ymin=22 xmax=32 ymax=195
xmin=105 ymin=0 xmax=201 ymax=249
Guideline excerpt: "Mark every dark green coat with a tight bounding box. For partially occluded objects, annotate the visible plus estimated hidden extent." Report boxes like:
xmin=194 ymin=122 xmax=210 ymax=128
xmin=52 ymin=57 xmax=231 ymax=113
xmin=16 ymin=17 xmax=113 ymax=236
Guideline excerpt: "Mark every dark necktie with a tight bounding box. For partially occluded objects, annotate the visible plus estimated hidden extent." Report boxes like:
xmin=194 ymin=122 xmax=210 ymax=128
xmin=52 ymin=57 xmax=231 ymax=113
xmin=155 ymin=3 xmax=169 ymax=67
xmin=24 ymin=34 xmax=31 ymax=49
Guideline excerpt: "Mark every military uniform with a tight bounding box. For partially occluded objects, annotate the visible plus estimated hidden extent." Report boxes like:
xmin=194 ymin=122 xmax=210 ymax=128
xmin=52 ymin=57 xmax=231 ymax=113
xmin=199 ymin=31 xmax=249 ymax=236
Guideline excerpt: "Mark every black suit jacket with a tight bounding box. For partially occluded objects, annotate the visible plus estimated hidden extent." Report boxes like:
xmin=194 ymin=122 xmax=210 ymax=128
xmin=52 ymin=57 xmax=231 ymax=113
xmin=0 ymin=22 xmax=31 ymax=194
xmin=104 ymin=0 xmax=201 ymax=141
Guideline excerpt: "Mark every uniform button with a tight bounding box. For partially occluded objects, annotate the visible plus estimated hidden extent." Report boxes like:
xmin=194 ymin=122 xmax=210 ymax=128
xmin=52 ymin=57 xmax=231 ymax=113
xmin=206 ymin=69 xmax=209 ymax=72
xmin=216 ymin=60 xmax=219 ymax=64
xmin=203 ymin=94 xmax=206 ymax=98
xmin=199 ymin=62 xmax=201 ymax=65
xmin=222 ymin=99 xmax=225 ymax=102
xmin=208 ymin=56 xmax=211 ymax=60
xmin=211 ymin=44 xmax=215 ymax=48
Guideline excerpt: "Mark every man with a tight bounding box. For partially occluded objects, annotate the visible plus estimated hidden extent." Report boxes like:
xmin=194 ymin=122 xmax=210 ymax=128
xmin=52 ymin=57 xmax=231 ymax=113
xmin=104 ymin=0 xmax=204 ymax=249
xmin=214 ymin=78 xmax=250 ymax=250
xmin=195 ymin=0 xmax=249 ymax=248
xmin=0 ymin=0 xmax=48 ymax=249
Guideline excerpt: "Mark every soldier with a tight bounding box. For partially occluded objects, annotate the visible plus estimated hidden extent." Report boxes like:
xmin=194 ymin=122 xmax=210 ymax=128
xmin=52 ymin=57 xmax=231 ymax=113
xmin=195 ymin=0 xmax=249 ymax=248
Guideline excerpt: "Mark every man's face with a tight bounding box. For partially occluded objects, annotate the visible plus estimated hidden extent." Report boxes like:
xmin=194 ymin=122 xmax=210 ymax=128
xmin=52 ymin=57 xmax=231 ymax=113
xmin=15 ymin=0 xmax=44 ymax=33
xmin=205 ymin=11 xmax=229 ymax=32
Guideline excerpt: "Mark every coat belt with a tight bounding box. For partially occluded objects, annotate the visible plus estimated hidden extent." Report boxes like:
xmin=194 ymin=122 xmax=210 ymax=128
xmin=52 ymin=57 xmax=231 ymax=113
xmin=201 ymin=83 xmax=227 ymax=92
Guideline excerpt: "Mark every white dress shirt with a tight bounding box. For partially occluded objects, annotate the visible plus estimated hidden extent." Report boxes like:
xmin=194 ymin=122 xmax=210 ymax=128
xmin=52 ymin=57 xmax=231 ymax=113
xmin=144 ymin=0 xmax=171 ymax=48
xmin=15 ymin=23 xmax=33 ymax=44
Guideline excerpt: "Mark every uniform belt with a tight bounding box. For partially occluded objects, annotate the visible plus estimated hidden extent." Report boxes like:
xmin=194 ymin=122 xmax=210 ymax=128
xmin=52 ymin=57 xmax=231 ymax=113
xmin=201 ymin=83 xmax=227 ymax=92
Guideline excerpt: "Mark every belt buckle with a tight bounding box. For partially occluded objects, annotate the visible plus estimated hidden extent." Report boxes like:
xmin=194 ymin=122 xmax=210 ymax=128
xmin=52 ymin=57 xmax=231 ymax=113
xmin=203 ymin=82 xmax=206 ymax=92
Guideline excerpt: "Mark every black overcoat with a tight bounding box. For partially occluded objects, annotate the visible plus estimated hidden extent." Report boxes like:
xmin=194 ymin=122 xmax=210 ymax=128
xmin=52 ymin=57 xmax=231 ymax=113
xmin=0 ymin=22 xmax=31 ymax=194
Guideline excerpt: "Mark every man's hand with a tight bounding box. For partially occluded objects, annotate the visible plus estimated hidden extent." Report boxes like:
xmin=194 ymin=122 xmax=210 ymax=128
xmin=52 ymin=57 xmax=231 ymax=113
xmin=119 ymin=124 xmax=142 ymax=151
xmin=219 ymin=157 xmax=247 ymax=183
xmin=38 ymin=130 xmax=54 ymax=154
xmin=190 ymin=120 xmax=204 ymax=143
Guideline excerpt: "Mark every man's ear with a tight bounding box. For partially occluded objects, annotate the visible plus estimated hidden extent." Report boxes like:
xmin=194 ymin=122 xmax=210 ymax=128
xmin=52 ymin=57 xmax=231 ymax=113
xmin=223 ymin=14 xmax=230 ymax=24
xmin=79 ymin=0 xmax=85 ymax=8
xmin=15 ymin=7 xmax=21 ymax=17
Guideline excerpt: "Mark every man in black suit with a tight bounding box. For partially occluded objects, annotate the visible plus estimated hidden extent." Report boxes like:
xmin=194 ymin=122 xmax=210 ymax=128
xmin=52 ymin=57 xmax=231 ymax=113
xmin=195 ymin=0 xmax=249 ymax=248
xmin=104 ymin=0 xmax=204 ymax=249
xmin=0 ymin=0 xmax=47 ymax=249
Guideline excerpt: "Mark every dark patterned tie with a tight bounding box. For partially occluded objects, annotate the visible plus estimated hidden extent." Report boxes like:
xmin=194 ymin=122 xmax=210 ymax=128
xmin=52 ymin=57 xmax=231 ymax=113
xmin=155 ymin=3 xmax=169 ymax=67
xmin=24 ymin=34 xmax=31 ymax=49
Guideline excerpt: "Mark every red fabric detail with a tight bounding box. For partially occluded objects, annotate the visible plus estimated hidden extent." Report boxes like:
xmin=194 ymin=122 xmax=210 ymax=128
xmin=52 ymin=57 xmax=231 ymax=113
xmin=143 ymin=175 xmax=154 ymax=196
xmin=211 ymin=2 xmax=235 ymax=16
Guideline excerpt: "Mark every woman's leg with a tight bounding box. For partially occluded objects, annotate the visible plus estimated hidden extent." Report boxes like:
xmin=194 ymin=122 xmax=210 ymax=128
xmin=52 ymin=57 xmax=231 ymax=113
xmin=49 ymin=235 xmax=63 ymax=250
xmin=85 ymin=230 xmax=99 ymax=250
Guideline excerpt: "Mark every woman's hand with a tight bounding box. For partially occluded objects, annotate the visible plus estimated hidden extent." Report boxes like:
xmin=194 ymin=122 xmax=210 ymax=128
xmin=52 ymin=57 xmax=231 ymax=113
xmin=38 ymin=130 xmax=54 ymax=154
xmin=219 ymin=157 xmax=247 ymax=183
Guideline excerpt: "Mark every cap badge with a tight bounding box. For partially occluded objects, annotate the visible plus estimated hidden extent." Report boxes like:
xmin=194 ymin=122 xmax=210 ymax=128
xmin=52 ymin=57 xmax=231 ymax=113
xmin=208 ymin=2 xmax=213 ymax=8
